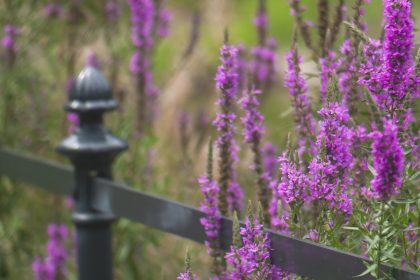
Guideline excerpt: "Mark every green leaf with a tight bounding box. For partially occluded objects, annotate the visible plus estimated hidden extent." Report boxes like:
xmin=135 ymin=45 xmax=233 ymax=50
xmin=343 ymin=226 xmax=360 ymax=231
xmin=355 ymin=262 xmax=378 ymax=278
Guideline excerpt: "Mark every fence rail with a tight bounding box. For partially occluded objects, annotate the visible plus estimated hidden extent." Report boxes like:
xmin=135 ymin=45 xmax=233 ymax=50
xmin=1 ymin=147 xmax=419 ymax=280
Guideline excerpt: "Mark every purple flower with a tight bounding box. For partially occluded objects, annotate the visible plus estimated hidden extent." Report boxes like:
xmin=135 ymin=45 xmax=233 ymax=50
xmin=85 ymin=50 xmax=101 ymax=69
xmin=262 ymin=142 xmax=278 ymax=179
xmin=214 ymin=43 xmax=243 ymax=215
xmin=33 ymin=223 xmax=69 ymax=280
xmin=239 ymin=88 xmax=264 ymax=144
xmin=199 ymin=175 xmax=224 ymax=275
xmin=404 ymin=223 xmax=417 ymax=242
xmin=337 ymin=39 xmax=361 ymax=111
xmin=177 ymin=272 xmax=200 ymax=280
xmin=370 ymin=119 xmax=404 ymax=200
xmin=129 ymin=0 xmax=169 ymax=133
xmin=225 ymin=214 xmax=288 ymax=279
xmin=251 ymin=37 xmax=277 ymax=90
xmin=304 ymin=229 xmax=319 ymax=241
xmin=1 ymin=25 xmax=19 ymax=52
xmin=67 ymin=112 xmax=79 ymax=134
xmin=105 ymin=1 xmax=121 ymax=23
xmin=284 ymin=47 xmax=316 ymax=157
xmin=378 ymin=0 xmax=415 ymax=115
xmin=129 ymin=0 xmax=154 ymax=74
xmin=199 ymin=175 xmax=221 ymax=241
xmin=43 ymin=3 xmax=63 ymax=18
xmin=319 ymin=51 xmax=338 ymax=102
xmin=309 ymin=102 xmax=354 ymax=214
xmin=236 ymin=44 xmax=248 ymax=94
xmin=276 ymin=152 xmax=308 ymax=204
xmin=156 ymin=7 xmax=171 ymax=38
xmin=32 ymin=257 xmax=54 ymax=280
xmin=215 ymin=45 xmax=239 ymax=100
xmin=253 ymin=3 xmax=268 ymax=29
xmin=239 ymin=87 xmax=272 ymax=221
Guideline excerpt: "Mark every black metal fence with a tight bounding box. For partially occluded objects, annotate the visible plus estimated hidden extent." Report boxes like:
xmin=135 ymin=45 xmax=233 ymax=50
xmin=0 ymin=67 xmax=418 ymax=280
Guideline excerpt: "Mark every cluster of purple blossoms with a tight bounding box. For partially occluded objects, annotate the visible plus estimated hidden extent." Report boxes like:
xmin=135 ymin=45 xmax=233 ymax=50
xmin=128 ymin=0 xmax=171 ymax=133
xmin=177 ymin=271 xmax=199 ymax=280
xmin=1 ymin=25 xmax=19 ymax=53
xmin=104 ymin=0 xmax=121 ymax=23
xmin=156 ymin=6 xmax=171 ymax=38
xmin=66 ymin=112 xmax=79 ymax=134
xmin=129 ymin=0 xmax=155 ymax=78
xmin=86 ymin=50 xmax=101 ymax=69
xmin=358 ymin=38 xmax=383 ymax=97
xmin=251 ymin=37 xmax=278 ymax=90
xmin=337 ymin=39 xmax=358 ymax=106
xmin=319 ymin=51 xmax=338 ymax=102
xmin=239 ymin=88 xmax=264 ymax=145
xmin=304 ymin=229 xmax=319 ymax=241
xmin=225 ymin=216 xmax=288 ymax=279
xmin=214 ymin=44 xmax=243 ymax=214
xmin=235 ymin=44 xmax=248 ymax=94
xmin=284 ymin=47 xmax=316 ymax=157
xmin=32 ymin=224 xmax=68 ymax=280
xmin=262 ymin=142 xmax=278 ymax=180
xmin=370 ymin=119 xmax=404 ymax=200
xmin=378 ymin=0 xmax=416 ymax=115
xmin=352 ymin=0 xmax=370 ymax=32
xmin=261 ymin=144 xmax=290 ymax=232
xmin=199 ymin=175 xmax=222 ymax=259
xmin=404 ymin=223 xmax=417 ymax=242
xmin=309 ymin=102 xmax=354 ymax=214
xmin=276 ymin=152 xmax=308 ymax=205
xmin=43 ymin=3 xmax=63 ymax=18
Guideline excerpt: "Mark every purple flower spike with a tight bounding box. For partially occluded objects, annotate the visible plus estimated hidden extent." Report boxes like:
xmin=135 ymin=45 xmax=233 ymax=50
xmin=32 ymin=257 xmax=55 ymax=280
xmin=177 ymin=272 xmax=200 ymax=280
xmin=33 ymin=223 xmax=69 ymax=280
xmin=1 ymin=25 xmax=19 ymax=52
xmin=319 ymin=51 xmax=338 ymax=102
xmin=43 ymin=3 xmax=63 ymax=18
xmin=225 ymin=213 xmax=289 ymax=279
xmin=156 ymin=7 xmax=171 ymax=38
xmin=284 ymin=46 xmax=316 ymax=158
xmin=199 ymin=175 xmax=221 ymax=251
xmin=277 ymin=152 xmax=308 ymax=204
xmin=105 ymin=1 xmax=121 ymax=23
xmin=214 ymin=43 xmax=243 ymax=215
xmin=262 ymin=142 xmax=278 ymax=179
xmin=309 ymin=102 xmax=354 ymax=214
xmin=199 ymin=175 xmax=224 ymax=275
xmin=370 ymin=119 xmax=404 ymax=200
xmin=67 ymin=112 xmax=79 ymax=134
xmin=86 ymin=50 xmax=101 ymax=69
xmin=251 ymin=37 xmax=278 ymax=90
xmin=239 ymin=88 xmax=264 ymax=145
xmin=129 ymin=0 xmax=170 ymax=133
xmin=378 ymin=0 xmax=415 ymax=115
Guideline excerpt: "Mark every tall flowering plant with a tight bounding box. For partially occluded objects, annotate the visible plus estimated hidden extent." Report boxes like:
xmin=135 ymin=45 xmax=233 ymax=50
xmin=32 ymin=224 xmax=69 ymax=280
xmin=128 ymin=0 xmax=171 ymax=136
xmin=214 ymin=42 xmax=243 ymax=216
xmin=185 ymin=0 xmax=419 ymax=279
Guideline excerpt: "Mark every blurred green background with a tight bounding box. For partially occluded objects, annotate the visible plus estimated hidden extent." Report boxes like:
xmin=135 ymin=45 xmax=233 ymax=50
xmin=0 ymin=0 xmax=418 ymax=279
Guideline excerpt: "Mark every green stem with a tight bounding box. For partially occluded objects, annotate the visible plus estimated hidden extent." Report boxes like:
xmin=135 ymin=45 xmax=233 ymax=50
xmin=376 ymin=202 xmax=385 ymax=279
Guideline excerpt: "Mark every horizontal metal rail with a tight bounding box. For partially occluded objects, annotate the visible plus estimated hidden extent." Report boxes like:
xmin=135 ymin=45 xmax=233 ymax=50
xmin=0 ymin=148 xmax=419 ymax=280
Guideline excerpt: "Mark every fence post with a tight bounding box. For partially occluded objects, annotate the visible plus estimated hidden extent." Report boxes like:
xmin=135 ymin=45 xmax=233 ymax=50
xmin=57 ymin=66 xmax=128 ymax=280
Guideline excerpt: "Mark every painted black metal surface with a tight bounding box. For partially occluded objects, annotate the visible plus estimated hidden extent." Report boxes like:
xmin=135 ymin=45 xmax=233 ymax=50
xmin=0 ymin=148 xmax=419 ymax=280
xmin=56 ymin=66 xmax=128 ymax=280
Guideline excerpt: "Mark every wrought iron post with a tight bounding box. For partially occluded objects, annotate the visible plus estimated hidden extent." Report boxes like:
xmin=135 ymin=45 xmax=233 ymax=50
xmin=57 ymin=66 xmax=127 ymax=280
